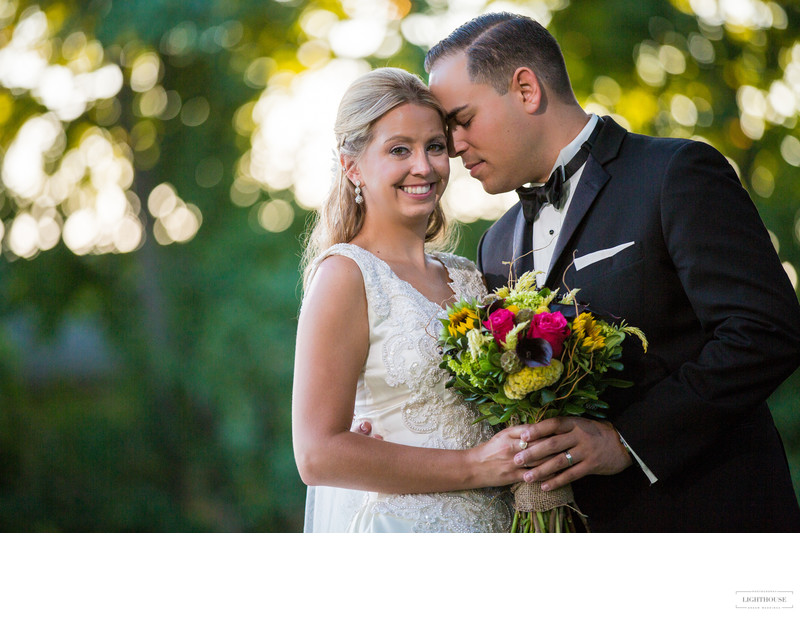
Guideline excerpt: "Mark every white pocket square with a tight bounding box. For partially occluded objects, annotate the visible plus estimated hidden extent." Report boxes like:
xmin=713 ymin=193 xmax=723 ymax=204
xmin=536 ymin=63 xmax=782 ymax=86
xmin=574 ymin=241 xmax=635 ymax=271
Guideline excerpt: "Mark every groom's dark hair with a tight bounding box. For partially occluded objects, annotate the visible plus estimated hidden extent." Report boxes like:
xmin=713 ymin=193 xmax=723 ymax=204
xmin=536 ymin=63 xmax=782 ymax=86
xmin=424 ymin=12 xmax=574 ymax=101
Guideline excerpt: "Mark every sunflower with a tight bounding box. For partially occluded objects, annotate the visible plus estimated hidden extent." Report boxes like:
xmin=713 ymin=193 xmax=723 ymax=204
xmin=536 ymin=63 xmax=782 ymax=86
xmin=572 ymin=312 xmax=605 ymax=352
xmin=447 ymin=306 xmax=480 ymax=338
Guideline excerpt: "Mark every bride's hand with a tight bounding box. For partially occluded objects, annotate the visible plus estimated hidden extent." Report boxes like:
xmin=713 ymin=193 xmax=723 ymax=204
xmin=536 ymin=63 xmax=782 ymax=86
xmin=468 ymin=425 xmax=532 ymax=487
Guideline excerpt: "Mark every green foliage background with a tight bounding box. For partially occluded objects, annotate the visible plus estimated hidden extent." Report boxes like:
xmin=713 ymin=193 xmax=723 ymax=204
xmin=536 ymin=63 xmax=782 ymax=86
xmin=1 ymin=0 xmax=799 ymax=531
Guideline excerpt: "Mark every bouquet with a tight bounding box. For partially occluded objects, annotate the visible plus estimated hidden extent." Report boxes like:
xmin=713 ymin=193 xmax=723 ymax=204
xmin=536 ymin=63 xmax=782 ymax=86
xmin=438 ymin=271 xmax=647 ymax=532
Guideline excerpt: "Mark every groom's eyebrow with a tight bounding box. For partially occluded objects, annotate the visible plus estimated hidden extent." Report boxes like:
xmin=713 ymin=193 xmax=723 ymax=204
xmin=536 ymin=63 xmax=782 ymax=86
xmin=445 ymin=105 xmax=468 ymax=123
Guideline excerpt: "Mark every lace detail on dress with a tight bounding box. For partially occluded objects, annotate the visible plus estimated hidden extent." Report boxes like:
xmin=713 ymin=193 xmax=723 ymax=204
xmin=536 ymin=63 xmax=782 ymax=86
xmin=305 ymin=244 xmax=510 ymax=532
xmin=370 ymin=489 xmax=512 ymax=533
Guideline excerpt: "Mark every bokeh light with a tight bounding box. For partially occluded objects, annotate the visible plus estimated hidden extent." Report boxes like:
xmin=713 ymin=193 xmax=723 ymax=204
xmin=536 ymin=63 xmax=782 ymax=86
xmin=689 ymin=0 xmax=782 ymax=29
xmin=148 ymin=183 xmax=202 ymax=245
xmin=257 ymin=199 xmax=295 ymax=233
xmin=0 ymin=7 xmax=123 ymax=122
xmin=783 ymin=261 xmax=798 ymax=289
xmin=181 ymin=96 xmax=210 ymax=127
xmin=780 ymin=135 xmax=800 ymax=166
xmin=0 ymin=5 xmax=151 ymax=258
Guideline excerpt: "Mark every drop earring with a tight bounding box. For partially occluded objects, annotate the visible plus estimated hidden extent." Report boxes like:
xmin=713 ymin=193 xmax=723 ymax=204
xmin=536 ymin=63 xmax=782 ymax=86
xmin=354 ymin=180 xmax=363 ymax=204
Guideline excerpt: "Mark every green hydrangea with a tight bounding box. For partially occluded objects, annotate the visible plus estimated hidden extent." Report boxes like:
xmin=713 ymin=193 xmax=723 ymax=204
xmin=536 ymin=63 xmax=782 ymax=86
xmin=445 ymin=352 xmax=488 ymax=390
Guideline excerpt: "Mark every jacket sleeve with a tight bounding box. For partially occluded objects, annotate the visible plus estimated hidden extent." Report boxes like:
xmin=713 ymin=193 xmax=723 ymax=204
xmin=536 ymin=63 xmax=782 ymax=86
xmin=613 ymin=140 xmax=800 ymax=481
xmin=476 ymin=229 xmax=487 ymax=274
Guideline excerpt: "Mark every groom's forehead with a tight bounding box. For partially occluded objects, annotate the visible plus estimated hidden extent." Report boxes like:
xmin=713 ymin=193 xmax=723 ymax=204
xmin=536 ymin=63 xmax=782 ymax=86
xmin=429 ymin=55 xmax=480 ymax=108
xmin=428 ymin=51 xmax=470 ymax=86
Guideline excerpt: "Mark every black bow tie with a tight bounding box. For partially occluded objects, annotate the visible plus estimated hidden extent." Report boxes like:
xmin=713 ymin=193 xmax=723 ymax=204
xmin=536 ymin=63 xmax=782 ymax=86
xmin=517 ymin=167 xmax=565 ymax=224
xmin=517 ymin=120 xmax=603 ymax=224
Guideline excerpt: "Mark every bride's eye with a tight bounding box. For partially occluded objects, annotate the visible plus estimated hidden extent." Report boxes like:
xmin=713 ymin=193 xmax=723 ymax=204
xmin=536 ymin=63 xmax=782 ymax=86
xmin=390 ymin=146 xmax=410 ymax=156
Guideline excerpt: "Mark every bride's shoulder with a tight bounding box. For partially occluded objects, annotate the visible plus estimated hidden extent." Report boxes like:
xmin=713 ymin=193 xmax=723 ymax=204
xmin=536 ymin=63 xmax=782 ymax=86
xmin=311 ymin=243 xmax=378 ymax=270
xmin=309 ymin=243 xmax=364 ymax=275
xmin=305 ymin=246 xmax=365 ymax=298
xmin=432 ymin=250 xmax=480 ymax=272
xmin=431 ymin=251 xmax=487 ymax=297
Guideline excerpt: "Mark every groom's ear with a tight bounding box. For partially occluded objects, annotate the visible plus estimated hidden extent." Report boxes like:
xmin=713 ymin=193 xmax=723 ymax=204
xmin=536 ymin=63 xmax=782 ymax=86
xmin=511 ymin=67 xmax=543 ymax=114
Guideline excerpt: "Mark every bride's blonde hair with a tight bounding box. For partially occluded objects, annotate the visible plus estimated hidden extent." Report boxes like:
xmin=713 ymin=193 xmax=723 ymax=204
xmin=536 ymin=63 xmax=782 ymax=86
xmin=301 ymin=67 xmax=454 ymax=289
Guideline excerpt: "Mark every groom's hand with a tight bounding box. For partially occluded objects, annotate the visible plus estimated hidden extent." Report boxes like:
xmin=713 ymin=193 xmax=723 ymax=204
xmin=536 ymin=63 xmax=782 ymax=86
xmin=512 ymin=417 xmax=632 ymax=491
xmin=352 ymin=420 xmax=383 ymax=440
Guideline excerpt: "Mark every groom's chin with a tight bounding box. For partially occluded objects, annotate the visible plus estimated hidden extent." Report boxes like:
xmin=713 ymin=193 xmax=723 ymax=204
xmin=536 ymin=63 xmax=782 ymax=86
xmin=470 ymin=174 xmax=505 ymax=195
xmin=480 ymin=180 xmax=516 ymax=196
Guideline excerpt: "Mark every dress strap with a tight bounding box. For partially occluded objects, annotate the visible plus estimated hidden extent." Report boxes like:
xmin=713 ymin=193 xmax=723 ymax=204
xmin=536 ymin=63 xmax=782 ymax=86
xmin=306 ymin=243 xmax=393 ymax=320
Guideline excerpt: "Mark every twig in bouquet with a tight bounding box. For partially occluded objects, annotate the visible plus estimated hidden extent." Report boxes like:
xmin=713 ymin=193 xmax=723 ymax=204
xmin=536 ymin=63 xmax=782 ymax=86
xmin=552 ymin=349 xmax=594 ymax=402
xmin=501 ymin=248 xmax=534 ymax=287
xmin=560 ymin=252 xmax=583 ymax=317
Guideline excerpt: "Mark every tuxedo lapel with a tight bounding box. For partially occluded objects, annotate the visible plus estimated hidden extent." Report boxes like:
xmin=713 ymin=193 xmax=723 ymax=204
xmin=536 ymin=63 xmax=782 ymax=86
xmin=545 ymin=116 xmax=626 ymax=285
xmin=546 ymin=159 xmax=609 ymax=280
xmin=511 ymin=205 xmax=532 ymax=280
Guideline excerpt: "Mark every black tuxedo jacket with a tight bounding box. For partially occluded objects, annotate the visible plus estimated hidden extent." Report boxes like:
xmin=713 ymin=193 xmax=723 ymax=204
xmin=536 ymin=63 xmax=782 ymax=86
xmin=478 ymin=117 xmax=800 ymax=531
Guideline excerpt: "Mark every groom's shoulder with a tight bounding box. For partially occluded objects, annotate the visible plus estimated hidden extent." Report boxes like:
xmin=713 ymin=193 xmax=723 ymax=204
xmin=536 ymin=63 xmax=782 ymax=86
xmin=476 ymin=203 xmax=520 ymax=266
xmin=621 ymin=127 xmax=712 ymax=160
xmin=486 ymin=202 xmax=522 ymax=232
xmin=599 ymin=116 xmax=718 ymax=163
xmin=623 ymin=133 xmax=733 ymax=182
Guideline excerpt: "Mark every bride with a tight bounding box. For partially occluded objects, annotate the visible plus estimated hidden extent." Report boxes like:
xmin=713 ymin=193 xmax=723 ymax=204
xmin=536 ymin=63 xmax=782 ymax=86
xmin=292 ymin=67 xmax=528 ymax=532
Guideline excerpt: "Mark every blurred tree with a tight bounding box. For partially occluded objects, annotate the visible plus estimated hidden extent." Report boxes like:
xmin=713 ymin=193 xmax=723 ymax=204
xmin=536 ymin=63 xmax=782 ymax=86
xmin=0 ymin=0 xmax=314 ymax=531
xmin=0 ymin=0 xmax=798 ymax=532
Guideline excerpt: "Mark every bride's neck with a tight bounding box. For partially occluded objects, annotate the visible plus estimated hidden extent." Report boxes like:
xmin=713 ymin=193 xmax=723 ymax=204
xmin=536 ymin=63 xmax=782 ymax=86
xmin=350 ymin=224 xmax=428 ymax=268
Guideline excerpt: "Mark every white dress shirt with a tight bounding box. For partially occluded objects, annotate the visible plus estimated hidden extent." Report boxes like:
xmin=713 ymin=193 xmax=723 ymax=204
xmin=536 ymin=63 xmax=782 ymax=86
xmin=530 ymin=114 xmax=599 ymax=287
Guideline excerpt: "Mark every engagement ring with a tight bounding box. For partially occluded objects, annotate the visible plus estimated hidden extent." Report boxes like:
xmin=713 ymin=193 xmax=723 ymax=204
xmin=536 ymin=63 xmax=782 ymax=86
xmin=565 ymin=451 xmax=574 ymax=466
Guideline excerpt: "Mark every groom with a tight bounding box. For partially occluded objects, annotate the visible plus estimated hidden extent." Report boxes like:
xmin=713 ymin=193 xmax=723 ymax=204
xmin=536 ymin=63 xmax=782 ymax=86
xmin=426 ymin=13 xmax=800 ymax=531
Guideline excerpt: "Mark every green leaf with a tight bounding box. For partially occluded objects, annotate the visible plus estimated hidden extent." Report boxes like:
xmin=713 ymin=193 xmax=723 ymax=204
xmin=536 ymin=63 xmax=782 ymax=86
xmin=541 ymin=408 xmax=560 ymax=420
xmin=564 ymin=402 xmax=586 ymax=415
xmin=540 ymin=388 xmax=557 ymax=404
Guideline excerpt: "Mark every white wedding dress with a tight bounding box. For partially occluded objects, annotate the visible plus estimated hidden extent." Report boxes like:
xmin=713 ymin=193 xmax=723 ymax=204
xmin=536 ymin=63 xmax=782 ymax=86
xmin=302 ymin=243 xmax=512 ymax=533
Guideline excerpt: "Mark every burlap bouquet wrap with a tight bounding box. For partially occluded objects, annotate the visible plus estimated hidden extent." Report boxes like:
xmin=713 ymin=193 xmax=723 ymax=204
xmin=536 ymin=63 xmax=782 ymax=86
xmin=511 ymin=481 xmax=575 ymax=512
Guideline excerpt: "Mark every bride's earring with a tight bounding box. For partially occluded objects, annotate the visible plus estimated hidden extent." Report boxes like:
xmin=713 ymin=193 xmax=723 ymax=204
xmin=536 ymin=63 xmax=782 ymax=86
xmin=354 ymin=180 xmax=363 ymax=204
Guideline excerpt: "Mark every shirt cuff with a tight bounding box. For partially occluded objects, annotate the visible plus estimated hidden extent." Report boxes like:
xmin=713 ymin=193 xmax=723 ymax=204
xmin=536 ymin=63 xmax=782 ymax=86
xmin=619 ymin=433 xmax=658 ymax=484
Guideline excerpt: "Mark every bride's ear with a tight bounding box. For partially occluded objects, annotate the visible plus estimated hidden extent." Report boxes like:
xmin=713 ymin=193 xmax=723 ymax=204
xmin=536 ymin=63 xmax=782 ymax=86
xmin=341 ymin=155 xmax=360 ymax=184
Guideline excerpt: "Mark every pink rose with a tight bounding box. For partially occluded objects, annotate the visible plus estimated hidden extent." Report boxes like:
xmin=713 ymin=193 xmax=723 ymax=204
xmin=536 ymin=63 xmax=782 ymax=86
xmin=528 ymin=311 xmax=570 ymax=357
xmin=483 ymin=308 xmax=515 ymax=344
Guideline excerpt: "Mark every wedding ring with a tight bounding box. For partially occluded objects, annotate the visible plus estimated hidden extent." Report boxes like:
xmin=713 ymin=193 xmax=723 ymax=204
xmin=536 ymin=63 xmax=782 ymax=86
xmin=519 ymin=440 xmax=528 ymax=450
xmin=565 ymin=451 xmax=574 ymax=466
